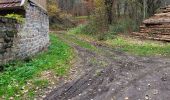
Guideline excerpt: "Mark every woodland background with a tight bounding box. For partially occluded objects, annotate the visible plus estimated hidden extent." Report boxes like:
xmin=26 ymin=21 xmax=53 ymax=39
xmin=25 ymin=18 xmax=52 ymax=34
xmin=47 ymin=0 xmax=170 ymax=38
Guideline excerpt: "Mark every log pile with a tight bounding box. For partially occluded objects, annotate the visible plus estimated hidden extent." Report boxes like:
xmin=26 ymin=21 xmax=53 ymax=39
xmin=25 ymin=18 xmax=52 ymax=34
xmin=134 ymin=5 xmax=170 ymax=41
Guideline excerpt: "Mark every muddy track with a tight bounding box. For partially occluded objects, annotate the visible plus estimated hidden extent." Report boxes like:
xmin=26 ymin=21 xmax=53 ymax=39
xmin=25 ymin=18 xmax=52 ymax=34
xmin=45 ymin=33 xmax=170 ymax=100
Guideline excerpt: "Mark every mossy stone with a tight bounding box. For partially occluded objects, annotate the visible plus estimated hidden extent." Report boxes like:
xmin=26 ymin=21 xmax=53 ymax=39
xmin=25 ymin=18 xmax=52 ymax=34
xmin=6 ymin=30 xmax=17 ymax=37
xmin=0 ymin=49 xmax=6 ymax=54
xmin=4 ymin=37 xmax=12 ymax=43
xmin=0 ymin=32 xmax=6 ymax=38
xmin=3 ymin=42 xmax=13 ymax=49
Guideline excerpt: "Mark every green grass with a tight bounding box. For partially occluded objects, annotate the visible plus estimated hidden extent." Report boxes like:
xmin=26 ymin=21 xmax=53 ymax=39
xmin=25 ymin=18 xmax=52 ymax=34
xmin=75 ymin=16 xmax=88 ymax=19
xmin=107 ymin=36 xmax=170 ymax=56
xmin=68 ymin=25 xmax=86 ymax=35
xmin=33 ymin=79 xmax=49 ymax=88
xmin=0 ymin=34 xmax=74 ymax=99
xmin=74 ymin=38 xmax=96 ymax=51
xmin=61 ymin=33 xmax=97 ymax=51
xmin=68 ymin=25 xmax=170 ymax=56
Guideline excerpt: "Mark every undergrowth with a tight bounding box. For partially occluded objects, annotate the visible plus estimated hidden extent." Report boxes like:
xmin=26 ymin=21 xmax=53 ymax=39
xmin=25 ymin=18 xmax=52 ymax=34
xmin=106 ymin=36 xmax=170 ymax=56
xmin=69 ymin=25 xmax=170 ymax=56
xmin=69 ymin=17 xmax=138 ymax=40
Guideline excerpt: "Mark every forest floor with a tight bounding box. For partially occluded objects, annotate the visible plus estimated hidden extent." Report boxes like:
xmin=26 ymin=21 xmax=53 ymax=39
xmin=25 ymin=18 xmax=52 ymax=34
xmin=45 ymin=32 xmax=170 ymax=100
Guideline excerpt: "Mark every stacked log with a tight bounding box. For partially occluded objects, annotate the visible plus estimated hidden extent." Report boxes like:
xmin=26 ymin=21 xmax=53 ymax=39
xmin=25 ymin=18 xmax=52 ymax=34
xmin=134 ymin=5 xmax=170 ymax=41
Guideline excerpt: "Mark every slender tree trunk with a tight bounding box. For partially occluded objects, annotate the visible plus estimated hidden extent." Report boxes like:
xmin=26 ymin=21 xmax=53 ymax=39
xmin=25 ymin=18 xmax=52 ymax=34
xmin=124 ymin=1 xmax=128 ymax=16
xmin=143 ymin=0 xmax=147 ymax=19
xmin=117 ymin=2 xmax=120 ymax=18
xmin=104 ymin=0 xmax=113 ymax=24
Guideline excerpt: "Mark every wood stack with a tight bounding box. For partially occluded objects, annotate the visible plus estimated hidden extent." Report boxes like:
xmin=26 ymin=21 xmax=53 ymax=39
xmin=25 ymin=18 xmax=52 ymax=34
xmin=134 ymin=5 xmax=170 ymax=41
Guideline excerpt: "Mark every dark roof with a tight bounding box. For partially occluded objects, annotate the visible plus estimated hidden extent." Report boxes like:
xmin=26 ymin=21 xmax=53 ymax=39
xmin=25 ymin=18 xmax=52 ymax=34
xmin=0 ymin=0 xmax=47 ymax=11
xmin=0 ymin=0 xmax=22 ymax=9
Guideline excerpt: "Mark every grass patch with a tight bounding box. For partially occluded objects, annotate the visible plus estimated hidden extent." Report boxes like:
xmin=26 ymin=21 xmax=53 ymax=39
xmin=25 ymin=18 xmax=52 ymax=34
xmin=33 ymin=79 xmax=49 ymax=88
xmin=61 ymin=33 xmax=97 ymax=51
xmin=83 ymin=34 xmax=170 ymax=56
xmin=106 ymin=36 xmax=170 ymax=56
xmin=75 ymin=16 xmax=88 ymax=19
xmin=68 ymin=25 xmax=86 ymax=35
xmin=0 ymin=34 xmax=74 ymax=99
xmin=74 ymin=38 xmax=96 ymax=51
xmin=68 ymin=25 xmax=170 ymax=56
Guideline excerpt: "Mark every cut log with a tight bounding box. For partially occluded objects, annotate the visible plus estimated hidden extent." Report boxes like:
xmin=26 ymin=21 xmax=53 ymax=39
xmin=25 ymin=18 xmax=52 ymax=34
xmin=143 ymin=18 xmax=170 ymax=24
xmin=133 ymin=5 xmax=170 ymax=42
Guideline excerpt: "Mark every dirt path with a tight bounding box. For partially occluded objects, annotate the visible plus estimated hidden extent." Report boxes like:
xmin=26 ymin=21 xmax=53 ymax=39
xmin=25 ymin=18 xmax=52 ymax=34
xmin=45 ymin=33 xmax=170 ymax=100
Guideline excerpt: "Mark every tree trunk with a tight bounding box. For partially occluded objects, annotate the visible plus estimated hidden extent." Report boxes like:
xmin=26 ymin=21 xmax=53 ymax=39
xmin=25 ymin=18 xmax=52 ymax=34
xmin=143 ymin=0 xmax=147 ymax=19
xmin=104 ymin=0 xmax=114 ymax=24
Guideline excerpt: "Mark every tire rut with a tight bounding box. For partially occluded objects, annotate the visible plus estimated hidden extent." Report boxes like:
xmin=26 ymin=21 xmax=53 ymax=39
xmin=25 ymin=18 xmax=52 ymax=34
xmin=45 ymin=33 xmax=170 ymax=100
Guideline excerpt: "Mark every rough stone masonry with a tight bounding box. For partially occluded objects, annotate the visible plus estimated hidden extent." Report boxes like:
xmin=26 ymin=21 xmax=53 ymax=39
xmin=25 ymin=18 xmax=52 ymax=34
xmin=0 ymin=1 xmax=49 ymax=65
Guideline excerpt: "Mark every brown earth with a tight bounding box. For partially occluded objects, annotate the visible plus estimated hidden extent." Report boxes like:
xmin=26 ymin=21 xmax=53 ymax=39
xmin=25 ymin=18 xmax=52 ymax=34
xmin=45 ymin=33 xmax=170 ymax=100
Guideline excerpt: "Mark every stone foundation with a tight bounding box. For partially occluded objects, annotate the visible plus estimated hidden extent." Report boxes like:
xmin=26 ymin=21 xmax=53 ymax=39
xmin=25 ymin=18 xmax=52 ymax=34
xmin=0 ymin=17 xmax=18 ymax=64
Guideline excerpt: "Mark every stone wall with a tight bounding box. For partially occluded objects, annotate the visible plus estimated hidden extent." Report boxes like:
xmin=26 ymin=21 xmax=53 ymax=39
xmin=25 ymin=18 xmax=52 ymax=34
xmin=16 ymin=1 xmax=49 ymax=58
xmin=0 ymin=1 xmax=49 ymax=64
xmin=0 ymin=17 xmax=19 ymax=64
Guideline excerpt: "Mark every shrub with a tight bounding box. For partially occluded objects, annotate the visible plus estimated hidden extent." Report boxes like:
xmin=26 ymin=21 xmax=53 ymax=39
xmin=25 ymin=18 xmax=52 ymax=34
xmin=109 ymin=18 xmax=138 ymax=34
xmin=69 ymin=25 xmax=86 ymax=34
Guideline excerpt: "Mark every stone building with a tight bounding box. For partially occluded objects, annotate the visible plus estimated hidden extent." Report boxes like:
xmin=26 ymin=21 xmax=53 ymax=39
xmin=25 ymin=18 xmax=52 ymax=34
xmin=0 ymin=0 xmax=49 ymax=64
